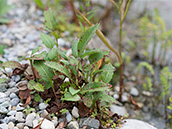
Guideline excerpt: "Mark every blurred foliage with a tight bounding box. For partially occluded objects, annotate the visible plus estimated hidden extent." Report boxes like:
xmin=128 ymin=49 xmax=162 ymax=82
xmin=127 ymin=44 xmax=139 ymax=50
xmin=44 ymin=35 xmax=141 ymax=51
xmin=0 ymin=0 xmax=14 ymax=23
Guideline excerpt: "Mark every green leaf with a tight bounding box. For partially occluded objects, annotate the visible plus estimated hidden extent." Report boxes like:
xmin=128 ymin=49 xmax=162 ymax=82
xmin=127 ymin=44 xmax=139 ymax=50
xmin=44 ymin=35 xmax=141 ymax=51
xmin=138 ymin=62 xmax=154 ymax=75
xmin=40 ymin=33 xmax=55 ymax=48
xmin=44 ymin=8 xmax=56 ymax=30
xmin=28 ymin=80 xmax=44 ymax=92
xmin=33 ymin=60 xmax=54 ymax=82
xmin=61 ymin=92 xmax=80 ymax=101
xmin=101 ymin=64 xmax=115 ymax=83
xmin=31 ymin=46 xmax=43 ymax=56
xmin=45 ymin=61 xmax=71 ymax=79
xmin=81 ymin=48 xmax=105 ymax=58
xmin=89 ymin=50 xmax=109 ymax=63
xmin=56 ymin=48 xmax=68 ymax=60
xmin=0 ymin=18 xmax=9 ymax=23
xmin=34 ymin=0 xmax=44 ymax=10
xmin=0 ymin=0 xmax=14 ymax=17
xmin=87 ymin=12 xmax=96 ymax=20
xmin=95 ymin=92 xmax=117 ymax=104
xmin=30 ymin=51 xmax=47 ymax=60
xmin=81 ymin=82 xmax=111 ymax=94
xmin=34 ymin=94 xmax=41 ymax=102
xmin=1 ymin=61 xmax=22 ymax=69
xmin=0 ymin=78 xmax=8 ymax=83
xmin=82 ymin=93 xmax=93 ymax=107
xmin=69 ymin=87 xmax=80 ymax=95
xmin=72 ymin=40 xmax=79 ymax=58
xmin=45 ymin=48 xmax=58 ymax=61
xmin=77 ymin=24 xmax=100 ymax=57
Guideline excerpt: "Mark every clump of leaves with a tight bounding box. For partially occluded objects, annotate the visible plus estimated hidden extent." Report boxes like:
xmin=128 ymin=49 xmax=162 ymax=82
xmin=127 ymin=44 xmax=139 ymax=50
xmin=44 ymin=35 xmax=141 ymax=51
xmin=23 ymin=105 xmax=35 ymax=115
xmin=0 ymin=0 xmax=14 ymax=23
xmin=1 ymin=8 xmax=117 ymax=128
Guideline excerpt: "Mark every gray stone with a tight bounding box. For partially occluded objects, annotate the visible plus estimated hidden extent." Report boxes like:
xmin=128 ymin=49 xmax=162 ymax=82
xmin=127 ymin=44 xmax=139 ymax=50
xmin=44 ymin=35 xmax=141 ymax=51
xmin=110 ymin=105 xmax=127 ymax=116
xmin=0 ymin=83 xmax=7 ymax=92
xmin=23 ymin=126 xmax=29 ymax=129
xmin=0 ymin=105 xmax=8 ymax=113
xmin=8 ymin=122 xmax=15 ymax=129
xmin=51 ymin=116 xmax=58 ymax=127
xmin=4 ymin=115 xmax=16 ymax=123
xmin=68 ymin=121 xmax=79 ymax=129
xmin=0 ymin=123 xmax=8 ymax=129
xmin=0 ymin=98 xmax=10 ymax=103
xmin=1 ymin=100 xmax=10 ymax=108
xmin=39 ymin=102 xmax=48 ymax=110
xmin=130 ymin=87 xmax=139 ymax=96
xmin=5 ymin=87 xmax=19 ymax=96
xmin=10 ymin=93 xmax=18 ymax=99
xmin=0 ymin=92 xmax=7 ymax=98
xmin=66 ymin=111 xmax=72 ymax=122
xmin=14 ymin=75 xmax=20 ymax=82
xmin=10 ymin=98 xmax=20 ymax=106
xmin=72 ymin=106 xmax=79 ymax=118
xmin=15 ymin=112 xmax=25 ymax=122
xmin=13 ymin=127 xmax=19 ymax=129
xmin=40 ymin=118 xmax=55 ymax=129
xmin=16 ymin=123 xmax=24 ymax=129
xmin=25 ymin=112 xmax=36 ymax=127
xmin=41 ymin=110 xmax=51 ymax=120
xmin=32 ymin=119 xmax=39 ymax=128
xmin=2 ymin=38 xmax=12 ymax=46
xmin=117 ymin=119 xmax=157 ymax=129
xmin=7 ymin=110 xmax=17 ymax=116
xmin=16 ymin=103 xmax=25 ymax=111
xmin=79 ymin=118 xmax=100 ymax=129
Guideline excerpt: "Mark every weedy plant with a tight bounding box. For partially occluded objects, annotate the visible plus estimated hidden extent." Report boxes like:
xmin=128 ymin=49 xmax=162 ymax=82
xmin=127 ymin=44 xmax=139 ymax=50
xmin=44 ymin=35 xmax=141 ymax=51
xmin=1 ymin=7 xmax=122 ymax=128
xmin=76 ymin=0 xmax=132 ymax=102
xmin=139 ymin=9 xmax=172 ymax=66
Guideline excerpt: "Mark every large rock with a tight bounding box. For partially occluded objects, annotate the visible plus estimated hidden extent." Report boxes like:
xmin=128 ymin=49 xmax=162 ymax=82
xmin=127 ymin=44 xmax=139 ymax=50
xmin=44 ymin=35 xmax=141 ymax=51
xmin=117 ymin=119 xmax=157 ymax=129
xmin=110 ymin=104 xmax=127 ymax=116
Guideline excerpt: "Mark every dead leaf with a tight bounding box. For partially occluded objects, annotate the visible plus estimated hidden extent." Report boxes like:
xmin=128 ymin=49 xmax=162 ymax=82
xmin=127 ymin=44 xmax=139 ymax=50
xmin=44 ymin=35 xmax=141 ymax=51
xmin=56 ymin=121 xmax=66 ymax=129
xmin=78 ymin=101 xmax=89 ymax=117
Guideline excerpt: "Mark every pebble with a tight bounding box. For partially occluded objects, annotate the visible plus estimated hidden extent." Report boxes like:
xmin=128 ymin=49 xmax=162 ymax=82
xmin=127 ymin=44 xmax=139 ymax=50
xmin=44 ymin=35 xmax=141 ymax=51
xmin=7 ymin=110 xmax=17 ymax=116
xmin=0 ymin=123 xmax=8 ymax=129
xmin=4 ymin=115 xmax=16 ymax=123
xmin=15 ymin=75 xmax=20 ymax=82
xmin=8 ymin=81 xmax=16 ymax=87
xmin=38 ymin=102 xmax=48 ymax=110
xmin=51 ymin=116 xmax=58 ymax=127
xmin=15 ymin=112 xmax=25 ymax=122
xmin=79 ymin=118 xmax=100 ymax=129
xmin=0 ymin=83 xmax=7 ymax=92
xmin=10 ymin=98 xmax=20 ymax=107
xmin=0 ymin=92 xmax=7 ymax=98
xmin=41 ymin=110 xmax=51 ymax=120
xmin=16 ymin=123 xmax=24 ymax=129
xmin=25 ymin=112 xmax=36 ymax=127
xmin=40 ymin=118 xmax=55 ymax=129
xmin=72 ymin=106 xmax=79 ymax=118
xmin=8 ymin=121 xmax=15 ymax=129
xmin=2 ymin=38 xmax=12 ymax=46
xmin=5 ymin=87 xmax=19 ymax=96
xmin=110 ymin=104 xmax=127 ymax=116
xmin=16 ymin=103 xmax=25 ymax=111
xmin=23 ymin=126 xmax=29 ymax=129
xmin=130 ymin=87 xmax=139 ymax=96
xmin=0 ymin=105 xmax=8 ymax=113
xmin=66 ymin=111 xmax=73 ymax=122
xmin=1 ymin=101 xmax=10 ymax=108
xmin=68 ymin=121 xmax=79 ymax=129
xmin=10 ymin=93 xmax=18 ymax=99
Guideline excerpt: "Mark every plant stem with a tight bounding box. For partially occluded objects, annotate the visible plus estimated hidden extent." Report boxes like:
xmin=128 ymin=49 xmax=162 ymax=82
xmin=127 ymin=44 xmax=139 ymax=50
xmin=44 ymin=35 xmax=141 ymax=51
xmin=108 ymin=0 xmax=119 ymax=12
xmin=30 ymin=60 xmax=37 ymax=81
xmin=70 ymin=0 xmax=79 ymax=25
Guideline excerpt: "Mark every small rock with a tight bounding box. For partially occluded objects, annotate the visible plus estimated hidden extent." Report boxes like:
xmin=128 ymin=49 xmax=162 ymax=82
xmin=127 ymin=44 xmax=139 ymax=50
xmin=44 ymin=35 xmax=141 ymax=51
xmin=15 ymin=112 xmax=25 ymax=122
xmin=0 ymin=83 xmax=7 ymax=92
xmin=79 ymin=118 xmax=100 ymax=129
xmin=68 ymin=121 xmax=79 ymax=129
xmin=0 ymin=97 xmax=9 ymax=104
xmin=117 ymin=119 xmax=157 ymax=129
xmin=8 ymin=121 xmax=15 ymax=129
xmin=66 ymin=111 xmax=72 ymax=122
xmin=130 ymin=87 xmax=139 ymax=96
xmin=0 ymin=92 xmax=7 ymax=98
xmin=0 ymin=123 xmax=8 ymax=129
xmin=23 ymin=126 xmax=29 ymax=129
xmin=25 ymin=112 xmax=36 ymax=127
xmin=10 ymin=98 xmax=20 ymax=106
xmin=32 ymin=119 xmax=39 ymax=128
xmin=10 ymin=93 xmax=18 ymax=99
xmin=4 ymin=115 xmax=16 ymax=123
xmin=8 ymin=81 xmax=16 ymax=88
xmin=15 ymin=75 xmax=20 ymax=82
xmin=5 ymin=87 xmax=19 ymax=96
xmin=16 ymin=103 xmax=25 ymax=111
xmin=40 ymin=118 xmax=55 ymax=129
xmin=72 ymin=106 xmax=79 ymax=118
xmin=41 ymin=110 xmax=51 ymax=120
xmin=2 ymin=38 xmax=12 ymax=46
xmin=0 ymin=105 xmax=8 ymax=113
xmin=7 ymin=110 xmax=17 ymax=116
xmin=51 ymin=116 xmax=58 ymax=127
xmin=16 ymin=123 xmax=24 ymax=129
xmin=1 ymin=100 xmax=10 ymax=108
xmin=13 ymin=127 xmax=19 ymax=129
xmin=142 ymin=91 xmax=153 ymax=97
xmin=39 ymin=102 xmax=48 ymax=110
xmin=110 ymin=104 xmax=127 ymax=116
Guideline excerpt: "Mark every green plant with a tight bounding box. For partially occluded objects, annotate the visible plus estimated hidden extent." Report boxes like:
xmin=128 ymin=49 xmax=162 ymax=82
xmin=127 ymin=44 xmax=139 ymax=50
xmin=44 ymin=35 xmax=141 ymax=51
xmin=138 ymin=62 xmax=154 ymax=91
xmin=77 ymin=0 xmax=132 ymax=102
xmin=23 ymin=105 xmax=35 ymax=115
xmin=0 ymin=0 xmax=14 ymax=23
xmin=1 ymin=8 xmax=117 ymax=128
xmin=139 ymin=9 xmax=172 ymax=66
